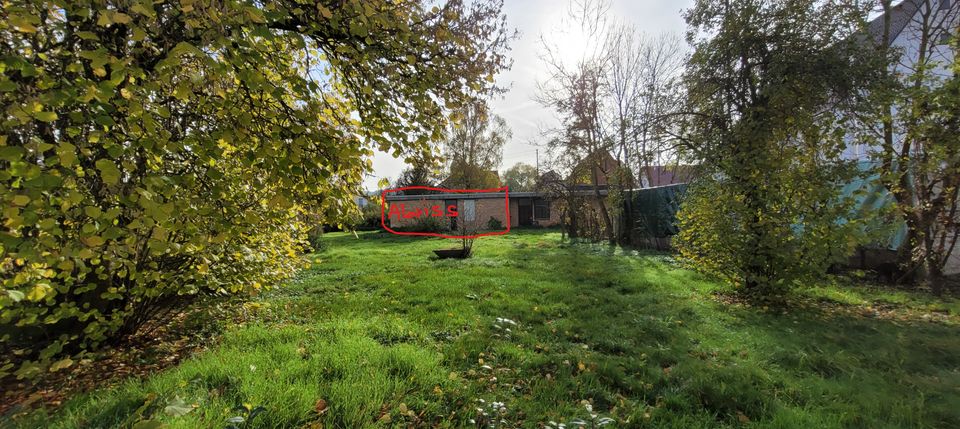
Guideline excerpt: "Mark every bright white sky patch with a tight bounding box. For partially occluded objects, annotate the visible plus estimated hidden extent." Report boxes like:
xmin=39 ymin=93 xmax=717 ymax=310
xmin=363 ymin=0 xmax=694 ymax=190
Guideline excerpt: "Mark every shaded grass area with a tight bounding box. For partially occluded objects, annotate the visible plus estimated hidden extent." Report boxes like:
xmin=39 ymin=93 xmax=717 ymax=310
xmin=7 ymin=230 xmax=960 ymax=428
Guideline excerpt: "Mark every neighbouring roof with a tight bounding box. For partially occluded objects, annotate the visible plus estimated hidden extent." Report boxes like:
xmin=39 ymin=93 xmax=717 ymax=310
xmin=641 ymin=165 xmax=698 ymax=188
xmin=866 ymin=0 xmax=923 ymax=45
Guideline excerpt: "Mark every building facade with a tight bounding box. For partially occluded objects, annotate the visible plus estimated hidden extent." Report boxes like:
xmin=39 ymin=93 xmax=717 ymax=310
xmin=384 ymin=191 xmax=562 ymax=231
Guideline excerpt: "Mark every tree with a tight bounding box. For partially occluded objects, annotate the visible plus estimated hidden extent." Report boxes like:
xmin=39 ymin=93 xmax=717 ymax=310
xmin=864 ymin=0 xmax=960 ymax=293
xmin=0 ymin=0 xmax=513 ymax=378
xmin=395 ymin=157 xmax=438 ymax=195
xmin=502 ymin=162 xmax=538 ymax=192
xmin=441 ymin=100 xmax=510 ymax=188
xmin=538 ymin=0 xmax=685 ymax=245
xmin=675 ymin=0 xmax=880 ymax=300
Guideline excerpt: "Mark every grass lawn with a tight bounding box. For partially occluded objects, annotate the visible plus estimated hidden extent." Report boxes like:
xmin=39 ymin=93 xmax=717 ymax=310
xmin=7 ymin=230 xmax=960 ymax=428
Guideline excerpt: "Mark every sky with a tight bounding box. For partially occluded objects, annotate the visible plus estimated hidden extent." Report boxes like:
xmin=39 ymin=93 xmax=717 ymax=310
xmin=362 ymin=0 xmax=695 ymax=190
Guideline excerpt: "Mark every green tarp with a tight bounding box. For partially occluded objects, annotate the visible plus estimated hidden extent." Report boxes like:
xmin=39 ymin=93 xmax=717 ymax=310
xmin=840 ymin=161 xmax=907 ymax=250
xmin=621 ymin=162 xmax=906 ymax=250
xmin=623 ymin=184 xmax=688 ymax=238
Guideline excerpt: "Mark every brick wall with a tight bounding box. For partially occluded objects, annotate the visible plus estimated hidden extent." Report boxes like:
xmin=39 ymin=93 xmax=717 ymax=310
xmin=510 ymin=198 xmax=562 ymax=227
xmin=386 ymin=199 xmax=455 ymax=230
xmin=386 ymin=197 xmax=510 ymax=232
xmin=464 ymin=198 xmax=510 ymax=231
xmin=537 ymin=200 xmax=562 ymax=227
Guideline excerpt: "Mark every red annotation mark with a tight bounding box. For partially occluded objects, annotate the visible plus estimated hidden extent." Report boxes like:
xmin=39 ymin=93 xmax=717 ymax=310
xmin=380 ymin=186 xmax=511 ymax=239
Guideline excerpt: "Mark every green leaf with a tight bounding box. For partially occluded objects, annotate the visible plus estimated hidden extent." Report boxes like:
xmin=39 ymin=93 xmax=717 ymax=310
xmin=50 ymin=358 xmax=74 ymax=372
xmin=82 ymin=235 xmax=105 ymax=247
xmin=6 ymin=290 xmax=25 ymax=302
xmin=27 ymin=283 xmax=53 ymax=301
xmin=24 ymin=174 xmax=62 ymax=190
xmin=35 ymin=111 xmax=58 ymax=122
xmin=95 ymin=159 xmax=121 ymax=185
xmin=84 ymin=206 xmax=103 ymax=218
xmin=0 ymin=146 xmax=23 ymax=161
xmin=57 ymin=143 xmax=77 ymax=167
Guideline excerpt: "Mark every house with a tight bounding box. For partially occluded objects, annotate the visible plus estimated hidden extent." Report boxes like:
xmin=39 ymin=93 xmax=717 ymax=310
xmin=384 ymin=189 xmax=564 ymax=231
xmin=386 ymin=155 xmax=625 ymax=232
xmin=567 ymin=150 xmax=629 ymax=188
xmin=840 ymin=0 xmax=959 ymax=275
xmin=844 ymin=0 xmax=957 ymax=159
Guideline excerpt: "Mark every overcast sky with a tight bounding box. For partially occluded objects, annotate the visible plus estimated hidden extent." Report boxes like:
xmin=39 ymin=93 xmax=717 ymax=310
xmin=363 ymin=0 xmax=694 ymax=190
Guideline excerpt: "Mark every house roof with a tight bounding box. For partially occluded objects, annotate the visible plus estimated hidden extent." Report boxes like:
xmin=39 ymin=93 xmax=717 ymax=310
xmin=642 ymin=165 xmax=697 ymax=187
xmin=866 ymin=0 xmax=923 ymax=45
xmin=384 ymin=189 xmax=608 ymax=201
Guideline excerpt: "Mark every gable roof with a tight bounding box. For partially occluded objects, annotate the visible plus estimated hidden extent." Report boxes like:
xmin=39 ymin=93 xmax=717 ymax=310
xmin=568 ymin=150 xmax=624 ymax=186
xmin=866 ymin=0 xmax=924 ymax=45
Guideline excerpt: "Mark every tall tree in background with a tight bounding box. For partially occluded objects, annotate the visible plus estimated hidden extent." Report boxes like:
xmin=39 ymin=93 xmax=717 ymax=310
xmin=539 ymin=0 xmax=686 ymax=244
xmin=502 ymin=162 xmax=538 ymax=192
xmin=441 ymin=100 xmax=509 ymax=188
xmin=675 ymin=0 xmax=880 ymax=300
xmin=395 ymin=157 xmax=439 ymax=195
xmin=0 ymin=0 xmax=512 ymax=377
xmin=538 ymin=0 xmax=615 ymax=243
xmin=864 ymin=0 xmax=960 ymax=293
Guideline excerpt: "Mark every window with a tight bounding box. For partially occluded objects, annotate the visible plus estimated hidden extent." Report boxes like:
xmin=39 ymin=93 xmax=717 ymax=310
xmin=463 ymin=200 xmax=476 ymax=222
xmin=941 ymin=0 xmax=951 ymax=11
xmin=534 ymin=199 xmax=550 ymax=219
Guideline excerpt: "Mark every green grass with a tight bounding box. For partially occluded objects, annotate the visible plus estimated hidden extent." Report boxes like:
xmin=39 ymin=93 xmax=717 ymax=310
xmin=7 ymin=230 xmax=960 ymax=428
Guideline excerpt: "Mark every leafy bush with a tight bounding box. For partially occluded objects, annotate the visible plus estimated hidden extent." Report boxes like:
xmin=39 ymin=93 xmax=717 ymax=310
xmin=675 ymin=171 xmax=870 ymax=301
xmin=0 ymin=0 xmax=511 ymax=378
xmin=353 ymin=202 xmax=384 ymax=231
xmin=307 ymin=227 xmax=328 ymax=252
xmin=396 ymin=216 xmax=446 ymax=233
xmin=486 ymin=216 xmax=504 ymax=230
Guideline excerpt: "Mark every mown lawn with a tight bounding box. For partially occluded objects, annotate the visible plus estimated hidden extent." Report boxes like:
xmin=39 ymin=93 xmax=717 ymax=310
xmin=8 ymin=230 xmax=960 ymax=428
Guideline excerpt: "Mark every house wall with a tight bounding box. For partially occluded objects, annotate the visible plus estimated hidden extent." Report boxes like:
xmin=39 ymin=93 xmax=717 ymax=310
xmin=509 ymin=197 xmax=562 ymax=228
xmin=844 ymin=1 xmax=958 ymax=160
xmin=538 ymin=200 xmax=562 ymax=227
xmin=386 ymin=197 xmax=510 ymax=231
xmin=386 ymin=198 xmax=446 ymax=229
xmin=386 ymin=194 xmax=568 ymax=231
xmin=463 ymin=198 xmax=511 ymax=231
xmin=947 ymin=246 xmax=960 ymax=276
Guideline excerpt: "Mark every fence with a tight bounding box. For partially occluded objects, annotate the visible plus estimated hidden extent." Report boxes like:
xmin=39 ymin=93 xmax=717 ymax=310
xmin=618 ymin=184 xmax=688 ymax=250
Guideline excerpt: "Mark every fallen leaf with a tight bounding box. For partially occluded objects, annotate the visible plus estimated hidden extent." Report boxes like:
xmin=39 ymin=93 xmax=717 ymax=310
xmin=163 ymin=395 xmax=193 ymax=416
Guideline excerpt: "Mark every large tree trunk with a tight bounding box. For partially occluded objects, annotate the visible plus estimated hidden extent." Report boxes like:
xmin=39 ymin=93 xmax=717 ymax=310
xmin=591 ymin=166 xmax=616 ymax=245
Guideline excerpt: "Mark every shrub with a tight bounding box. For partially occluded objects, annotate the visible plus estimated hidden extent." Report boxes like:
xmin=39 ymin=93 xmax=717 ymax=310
xmin=397 ymin=216 xmax=446 ymax=233
xmin=354 ymin=202 xmax=384 ymax=231
xmin=486 ymin=216 xmax=504 ymax=230
xmin=307 ymin=227 xmax=327 ymax=252
xmin=675 ymin=170 xmax=871 ymax=301
xmin=0 ymin=0 xmax=511 ymax=378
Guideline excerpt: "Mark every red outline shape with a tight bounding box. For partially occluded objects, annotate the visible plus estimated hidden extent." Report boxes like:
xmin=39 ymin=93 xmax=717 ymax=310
xmin=381 ymin=186 xmax=511 ymax=239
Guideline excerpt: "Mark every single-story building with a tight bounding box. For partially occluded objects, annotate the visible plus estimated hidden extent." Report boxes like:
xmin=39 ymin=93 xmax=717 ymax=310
xmin=384 ymin=191 xmax=563 ymax=231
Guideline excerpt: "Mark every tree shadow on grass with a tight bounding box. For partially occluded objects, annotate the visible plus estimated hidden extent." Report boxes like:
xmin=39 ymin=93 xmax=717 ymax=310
xmin=496 ymin=239 xmax=960 ymax=427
